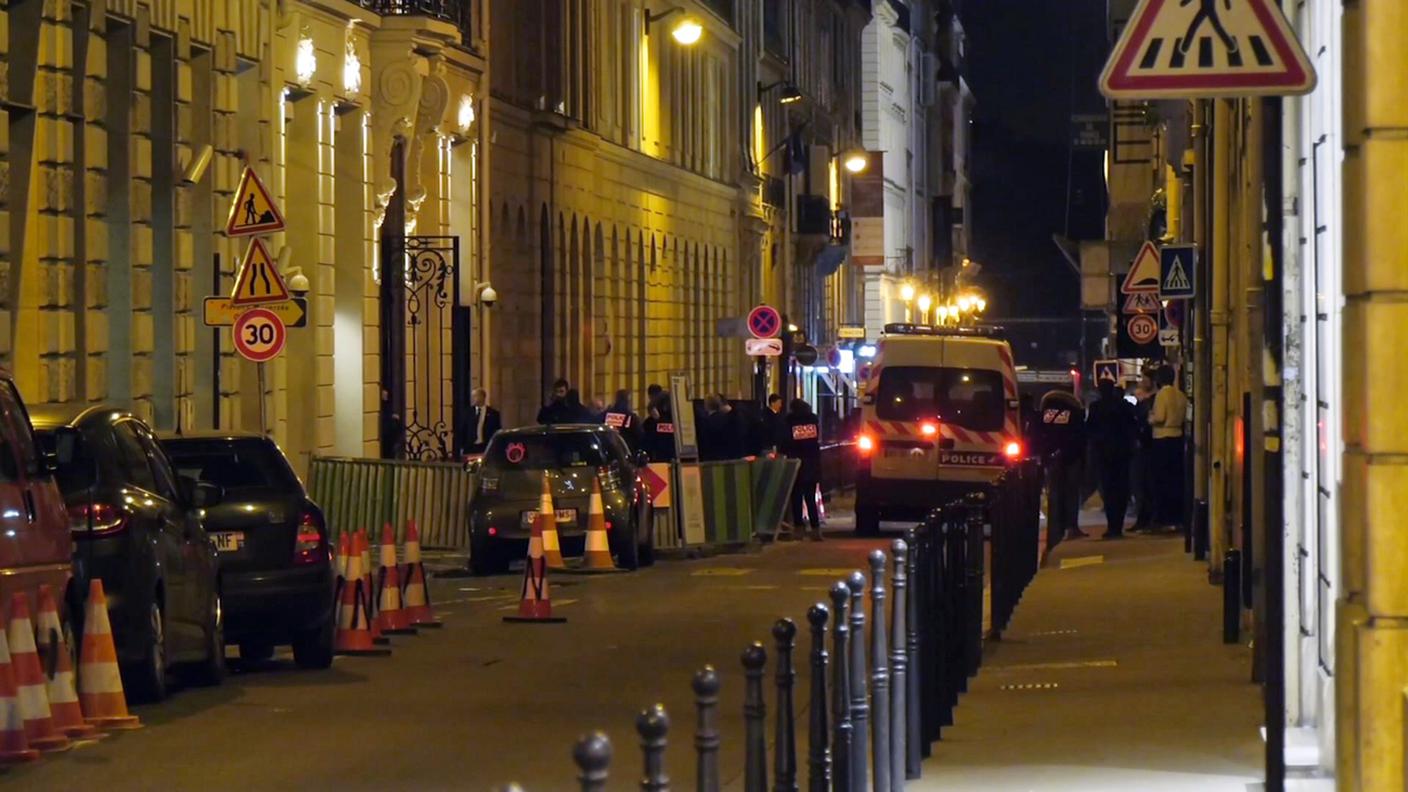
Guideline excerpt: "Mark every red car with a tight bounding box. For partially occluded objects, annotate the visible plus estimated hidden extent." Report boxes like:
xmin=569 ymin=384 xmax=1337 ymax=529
xmin=0 ymin=369 xmax=76 ymax=629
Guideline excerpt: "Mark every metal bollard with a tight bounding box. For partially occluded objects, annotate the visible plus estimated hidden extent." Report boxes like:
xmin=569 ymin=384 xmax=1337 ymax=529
xmin=693 ymin=666 xmax=721 ymax=792
xmin=868 ymin=551 xmax=891 ymax=792
xmin=905 ymin=527 xmax=922 ymax=775
xmin=846 ymin=571 xmax=868 ymax=792
xmin=1193 ymin=499 xmax=1210 ymax=561
xmin=573 ymin=731 xmax=612 ymax=792
xmin=637 ymin=704 xmax=670 ymax=792
xmin=773 ymin=619 xmax=799 ymax=792
xmin=806 ymin=604 xmax=831 ymax=792
xmin=1223 ymin=549 xmax=1242 ymax=644
xmin=828 ymin=582 xmax=852 ymax=792
xmin=890 ymin=539 xmax=911 ymax=785
xmin=743 ymin=642 xmax=769 ymax=792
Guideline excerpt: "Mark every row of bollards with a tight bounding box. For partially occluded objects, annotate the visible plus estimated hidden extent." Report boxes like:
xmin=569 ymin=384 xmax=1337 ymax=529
xmin=509 ymin=467 xmax=1045 ymax=790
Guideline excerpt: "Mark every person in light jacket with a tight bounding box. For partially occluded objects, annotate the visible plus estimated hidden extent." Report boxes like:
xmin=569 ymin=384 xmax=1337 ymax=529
xmin=1148 ymin=366 xmax=1189 ymax=532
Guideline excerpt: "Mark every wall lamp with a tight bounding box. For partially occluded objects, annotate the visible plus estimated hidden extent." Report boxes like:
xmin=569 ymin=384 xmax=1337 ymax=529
xmin=842 ymin=149 xmax=870 ymax=174
xmin=759 ymin=80 xmax=803 ymax=105
xmin=646 ymin=7 xmax=703 ymax=45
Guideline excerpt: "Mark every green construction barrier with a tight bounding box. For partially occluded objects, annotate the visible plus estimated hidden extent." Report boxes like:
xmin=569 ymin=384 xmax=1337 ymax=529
xmin=306 ymin=456 xmax=475 ymax=550
xmin=698 ymin=460 xmax=755 ymax=545
xmin=750 ymin=457 xmax=800 ymax=538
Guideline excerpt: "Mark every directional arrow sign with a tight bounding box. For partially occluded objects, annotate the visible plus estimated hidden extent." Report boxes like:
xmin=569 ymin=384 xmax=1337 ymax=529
xmin=204 ymin=297 xmax=307 ymax=328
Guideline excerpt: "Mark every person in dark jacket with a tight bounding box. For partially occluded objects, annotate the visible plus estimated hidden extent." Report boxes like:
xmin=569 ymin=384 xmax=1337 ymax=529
xmin=536 ymin=378 xmax=571 ymax=425
xmin=1036 ymin=388 xmax=1087 ymax=542
xmin=757 ymin=393 xmax=786 ymax=455
xmin=641 ymin=392 xmax=676 ymax=462
xmin=782 ymin=399 xmax=824 ymax=541
xmin=563 ymin=389 xmax=593 ymax=423
xmin=700 ymin=395 xmax=743 ymax=461
xmin=1085 ymin=378 xmax=1138 ymax=539
xmin=603 ymin=389 xmax=643 ymax=452
xmin=1130 ymin=374 xmax=1157 ymax=531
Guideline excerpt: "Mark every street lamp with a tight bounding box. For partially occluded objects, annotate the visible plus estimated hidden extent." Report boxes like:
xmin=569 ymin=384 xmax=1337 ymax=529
xmin=842 ymin=150 xmax=869 ymax=174
xmin=900 ymin=282 xmax=916 ymax=322
xmin=917 ymin=293 xmax=933 ymax=324
xmin=759 ymin=80 xmax=803 ymax=105
xmin=646 ymin=7 xmax=703 ymax=45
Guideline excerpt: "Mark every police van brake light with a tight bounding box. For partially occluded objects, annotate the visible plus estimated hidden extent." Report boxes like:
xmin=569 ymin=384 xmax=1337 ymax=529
xmin=920 ymin=422 xmax=938 ymax=437
xmin=857 ymin=435 xmax=875 ymax=454
xmin=1004 ymin=441 xmax=1023 ymax=460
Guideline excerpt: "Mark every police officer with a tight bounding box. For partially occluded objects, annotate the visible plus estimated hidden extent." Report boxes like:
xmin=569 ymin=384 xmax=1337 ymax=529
xmin=641 ymin=391 xmax=677 ymax=462
xmin=603 ymin=389 xmax=643 ymax=452
xmin=1035 ymin=387 xmax=1087 ymax=543
xmin=1085 ymin=378 xmax=1138 ymax=539
xmin=782 ymin=399 xmax=824 ymax=542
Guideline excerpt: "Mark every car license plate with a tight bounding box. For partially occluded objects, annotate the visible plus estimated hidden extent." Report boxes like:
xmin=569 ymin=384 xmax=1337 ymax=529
xmin=212 ymin=532 xmax=245 ymax=552
xmin=520 ymin=509 xmax=577 ymax=527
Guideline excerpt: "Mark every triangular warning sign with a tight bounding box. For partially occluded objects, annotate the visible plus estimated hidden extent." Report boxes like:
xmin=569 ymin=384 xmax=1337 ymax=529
xmin=230 ymin=238 xmax=290 ymax=305
xmin=1121 ymin=242 xmax=1162 ymax=294
xmin=1124 ymin=291 xmax=1162 ymax=314
xmin=1099 ymin=0 xmax=1315 ymax=99
xmin=225 ymin=167 xmax=285 ymax=237
xmin=1164 ymin=257 xmax=1191 ymax=293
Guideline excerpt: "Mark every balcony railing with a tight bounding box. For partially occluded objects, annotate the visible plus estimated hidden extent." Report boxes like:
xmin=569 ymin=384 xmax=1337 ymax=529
xmin=363 ymin=0 xmax=474 ymax=43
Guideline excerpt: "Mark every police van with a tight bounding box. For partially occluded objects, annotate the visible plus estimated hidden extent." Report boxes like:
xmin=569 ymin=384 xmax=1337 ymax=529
xmin=853 ymin=323 xmax=1024 ymax=535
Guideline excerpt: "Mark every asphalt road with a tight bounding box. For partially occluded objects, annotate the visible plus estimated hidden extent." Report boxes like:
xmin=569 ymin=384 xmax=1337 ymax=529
xmin=5 ymin=527 xmax=895 ymax=791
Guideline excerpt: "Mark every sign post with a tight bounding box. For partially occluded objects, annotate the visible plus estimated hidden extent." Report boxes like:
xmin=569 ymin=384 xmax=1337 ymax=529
xmin=668 ymin=373 xmax=705 ymax=546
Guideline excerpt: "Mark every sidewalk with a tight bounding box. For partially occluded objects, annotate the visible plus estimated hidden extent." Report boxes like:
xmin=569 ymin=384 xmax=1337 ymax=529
xmin=917 ymin=513 xmax=1264 ymax=791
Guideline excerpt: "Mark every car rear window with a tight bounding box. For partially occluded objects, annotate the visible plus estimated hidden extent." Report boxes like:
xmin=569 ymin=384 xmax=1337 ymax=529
xmin=484 ymin=433 xmax=610 ymax=470
xmin=163 ymin=439 xmax=300 ymax=492
xmin=876 ymin=366 xmax=1006 ymax=431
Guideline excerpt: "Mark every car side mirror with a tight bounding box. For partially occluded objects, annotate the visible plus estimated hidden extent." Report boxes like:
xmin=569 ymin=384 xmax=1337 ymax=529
xmin=179 ymin=475 xmax=224 ymax=509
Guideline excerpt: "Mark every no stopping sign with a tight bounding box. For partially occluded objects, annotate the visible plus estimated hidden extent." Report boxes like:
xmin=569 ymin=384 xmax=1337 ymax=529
xmin=233 ymin=308 xmax=287 ymax=362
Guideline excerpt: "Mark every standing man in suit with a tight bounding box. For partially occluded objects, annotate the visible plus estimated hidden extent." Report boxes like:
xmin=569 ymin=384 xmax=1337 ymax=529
xmin=463 ymin=388 xmax=502 ymax=456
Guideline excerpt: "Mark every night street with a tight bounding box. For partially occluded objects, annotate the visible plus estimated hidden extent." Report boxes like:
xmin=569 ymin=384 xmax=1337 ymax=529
xmin=7 ymin=531 xmax=893 ymax=790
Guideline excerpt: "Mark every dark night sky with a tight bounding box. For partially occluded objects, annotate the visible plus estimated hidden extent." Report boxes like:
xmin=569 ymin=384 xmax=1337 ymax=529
xmin=962 ymin=0 xmax=1109 ymax=366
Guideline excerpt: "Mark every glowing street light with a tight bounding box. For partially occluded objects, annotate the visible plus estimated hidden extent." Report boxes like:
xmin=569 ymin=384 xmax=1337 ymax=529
xmin=671 ymin=18 xmax=703 ymax=45
xmin=917 ymin=293 xmax=933 ymax=323
xmin=843 ymin=151 xmax=869 ymax=174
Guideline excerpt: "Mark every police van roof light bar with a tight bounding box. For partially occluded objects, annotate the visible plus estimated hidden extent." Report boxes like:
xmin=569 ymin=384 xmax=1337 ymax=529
xmin=881 ymin=323 xmax=1006 ymax=339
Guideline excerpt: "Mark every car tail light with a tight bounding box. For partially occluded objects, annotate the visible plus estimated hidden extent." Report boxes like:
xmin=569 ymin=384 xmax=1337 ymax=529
xmin=1004 ymin=441 xmax=1023 ymax=461
xmin=857 ymin=434 xmax=875 ymax=454
xmin=920 ymin=422 xmax=938 ymax=437
xmin=293 ymin=510 xmax=326 ymax=565
xmin=68 ymin=503 xmax=127 ymax=537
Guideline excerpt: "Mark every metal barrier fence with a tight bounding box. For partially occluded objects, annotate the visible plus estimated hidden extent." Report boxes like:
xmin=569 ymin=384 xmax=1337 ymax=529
xmin=499 ymin=464 xmax=1043 ymax=790
xmin=987 ymin=459 xmax=1043 ymax=638
xmin=306 ymin=456 xmax=474 ymax=549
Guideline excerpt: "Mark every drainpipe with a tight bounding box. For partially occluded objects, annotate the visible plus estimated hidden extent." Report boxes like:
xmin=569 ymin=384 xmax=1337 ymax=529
xmin=1209 ymin=98 xmax=1232 ymax=577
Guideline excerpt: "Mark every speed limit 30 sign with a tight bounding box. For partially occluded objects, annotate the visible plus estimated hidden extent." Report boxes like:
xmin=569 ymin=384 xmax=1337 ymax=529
xmin=233 ymin=308 xmax=287 ymax=363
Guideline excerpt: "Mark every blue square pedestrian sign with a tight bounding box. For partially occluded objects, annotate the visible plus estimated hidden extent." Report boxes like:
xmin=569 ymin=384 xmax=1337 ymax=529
xmin=1160 ymin=244 xmax=1196 ymax=299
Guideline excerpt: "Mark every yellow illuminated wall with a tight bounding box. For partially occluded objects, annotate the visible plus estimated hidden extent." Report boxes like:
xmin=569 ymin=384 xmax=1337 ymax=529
xmin=753 ymin=103 xmax=765 ymax=172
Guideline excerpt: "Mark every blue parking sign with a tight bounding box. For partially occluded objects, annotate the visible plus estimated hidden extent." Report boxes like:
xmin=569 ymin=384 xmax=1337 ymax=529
xmin=1159 ymin=244 xmax=1196 ymax=299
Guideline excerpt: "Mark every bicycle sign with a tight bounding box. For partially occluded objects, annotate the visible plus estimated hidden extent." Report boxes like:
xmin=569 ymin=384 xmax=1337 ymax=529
xmin=233 ymin=308 xmax=287 ymax=363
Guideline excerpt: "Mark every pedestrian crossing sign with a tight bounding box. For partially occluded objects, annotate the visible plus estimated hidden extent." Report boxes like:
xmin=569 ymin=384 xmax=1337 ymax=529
xmin=230 ymin=237 xmax=290 ymax=305
xmin=1099 ymin=0 xmax=1315 ymax=99
xmin=1160 ymin=244 xmax=1197 ymax=299
xmin=225 ymin=167 xmax=285 ymax=237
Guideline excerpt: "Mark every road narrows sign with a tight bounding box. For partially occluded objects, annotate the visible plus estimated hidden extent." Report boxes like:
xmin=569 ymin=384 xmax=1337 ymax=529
xmin=230 ymin=238 xmax=290 ymax=305
xmin=1121 ymin=242 xmax=1163 ymax=294
xmin=233 ymin=308 xmax=287 ymax=363
xmin=1099 ymin=0 xmax=1315 ymax=99
xmin=225 ymin=167 xmax=286 ymax=237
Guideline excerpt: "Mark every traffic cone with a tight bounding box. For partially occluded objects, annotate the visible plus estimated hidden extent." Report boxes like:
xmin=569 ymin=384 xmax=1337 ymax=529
xmin=34 ymin=586 xmax=99 ymax=739
xmin=503 ymin=496 xmax=567 ymax=624
xmin=578 ymin=476 xmax=618 ymax=572
xmin=537 ymin=475 xmax=566 ymax=570
xmin=400 ymin=521 xmax=442 ymax=628
xmin=357 ymin=530 xmax=388 ymax=645
xmin=76 ymin=580 xmax=140 ymax=730
xmin=0 ymin=626 xmax=38 ymax=763
xmin=7 ymin=593 xmax=70 ymax=751
xmin=334 ymin=537 xmax=391 ymax=657
xmin=375 ymin=524 xmax=415 ymax=635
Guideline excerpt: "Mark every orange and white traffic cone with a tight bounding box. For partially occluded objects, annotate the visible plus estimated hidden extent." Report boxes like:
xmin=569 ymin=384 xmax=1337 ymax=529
xmin=34 ymin=586 xmax=98 ymax=739
xmin=400 ymin=521 xmax=442 ymax=628
xmin=0 ymin=625 xmax=38 ymax=763
xmin=334 ymin=538 xmax=391 ymax=657
xmin=578 ymin=476 xmax=618 ymax=572
xmin=503 ymin=499 xmax=567 ymax=624
xmin=76 ymin=580 xmax=141 ymax=730
xmin=375 ymin=524 xmax=415 ymax=635
xmin=537 ymin=475 xmax=566 ymax=570
xmin=357 ymin=530 xmax=387 ymax=645
xmin=7 ymin=593 xmax=69 ymax=751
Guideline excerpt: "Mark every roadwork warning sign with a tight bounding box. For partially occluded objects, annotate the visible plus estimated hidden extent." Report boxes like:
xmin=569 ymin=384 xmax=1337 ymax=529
xmin=225 ymin=167 xmax=286 ymax=237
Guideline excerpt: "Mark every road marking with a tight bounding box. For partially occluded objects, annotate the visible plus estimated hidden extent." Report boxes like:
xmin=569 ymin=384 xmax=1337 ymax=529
xmin=709 ymin=584 xmax=781 ymax=591
xmin=1028 ymin=628 xmax=1080 ymax=637
xmin=498 ymin=598 xmax=577 ymax=611
xmin=798 ymin=568 xmax=861 ymax=576
xmin=990 ymin=659 xmax=1118 ymax=672
xmin=1059 ymin=555 xmax=1105 ymax=569
xmin=691 ymin=568 xmax=755 ymax=577
xmin=800 ymin=586 xmax=831 ymax=592
xmin=465 ymin=594 xmax=517 ymax=603
xmin=998 ymin=682 xmax=1060 ymax=692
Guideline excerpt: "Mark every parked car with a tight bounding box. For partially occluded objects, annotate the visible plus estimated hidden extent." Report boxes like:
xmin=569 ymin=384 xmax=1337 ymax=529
xmin=467 ymin=425 xmax=654 ymax=575
xmin=31 ymin=406 xmax=224 ymax=702
xmin=160 ymin=432 xmax=334 ymax=669
xmin=0 ymin=370 xmax=76 ymax=638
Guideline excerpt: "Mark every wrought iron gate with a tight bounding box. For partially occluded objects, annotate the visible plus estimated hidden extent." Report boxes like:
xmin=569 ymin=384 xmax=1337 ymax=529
xmin=380 ymin=234 xmax=470 ymax=461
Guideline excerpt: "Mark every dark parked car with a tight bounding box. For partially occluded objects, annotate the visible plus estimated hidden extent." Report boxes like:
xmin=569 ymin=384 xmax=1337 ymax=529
xmin=160 ymin=433 xmax=334 ymax=669
xmin=468 ymin=425 xmax=654 ymax=575
xmin=31 ymin=406 xmax=224 ymax=702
